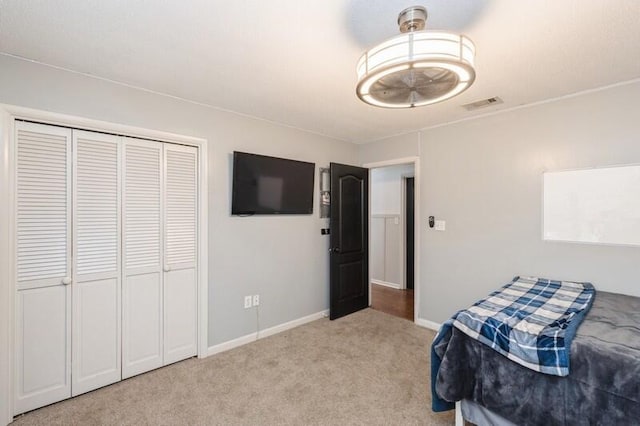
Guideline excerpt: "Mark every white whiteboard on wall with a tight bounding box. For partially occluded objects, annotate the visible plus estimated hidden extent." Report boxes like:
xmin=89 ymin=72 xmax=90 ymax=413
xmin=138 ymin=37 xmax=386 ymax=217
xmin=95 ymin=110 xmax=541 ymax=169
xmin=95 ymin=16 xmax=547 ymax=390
xmin=543 ymin=165 xmax=640 ymax=246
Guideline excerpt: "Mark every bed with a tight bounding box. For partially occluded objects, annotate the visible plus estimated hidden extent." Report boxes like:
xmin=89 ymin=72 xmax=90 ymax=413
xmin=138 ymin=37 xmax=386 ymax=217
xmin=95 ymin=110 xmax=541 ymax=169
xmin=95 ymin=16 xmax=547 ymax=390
xmin=432 ymin=291 xmax=640 ymax=425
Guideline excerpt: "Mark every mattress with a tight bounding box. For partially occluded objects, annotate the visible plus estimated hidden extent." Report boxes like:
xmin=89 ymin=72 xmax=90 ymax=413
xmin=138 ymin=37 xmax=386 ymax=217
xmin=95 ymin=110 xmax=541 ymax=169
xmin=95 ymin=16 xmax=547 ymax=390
xmin=461 ymin=399 xmax=516 ymax=426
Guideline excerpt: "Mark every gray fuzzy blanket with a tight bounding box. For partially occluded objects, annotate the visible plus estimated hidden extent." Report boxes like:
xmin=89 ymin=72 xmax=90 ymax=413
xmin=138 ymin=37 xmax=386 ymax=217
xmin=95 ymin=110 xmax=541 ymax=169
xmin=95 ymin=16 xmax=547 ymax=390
xmin=432 ymin=291 xmax=640 ymax=425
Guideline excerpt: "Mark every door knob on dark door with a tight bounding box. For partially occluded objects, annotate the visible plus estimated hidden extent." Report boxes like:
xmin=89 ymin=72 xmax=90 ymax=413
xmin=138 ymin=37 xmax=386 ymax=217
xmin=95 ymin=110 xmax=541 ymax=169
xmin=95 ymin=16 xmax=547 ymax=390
xmin=329 ymin=247 xmax=341 ymax=253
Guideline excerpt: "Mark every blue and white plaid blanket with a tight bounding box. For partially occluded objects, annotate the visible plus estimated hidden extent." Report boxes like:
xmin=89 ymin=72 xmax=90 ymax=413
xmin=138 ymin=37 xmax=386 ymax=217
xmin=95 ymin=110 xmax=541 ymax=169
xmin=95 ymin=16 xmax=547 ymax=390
xmin=436 ymin=276 xmax=595 ymax=377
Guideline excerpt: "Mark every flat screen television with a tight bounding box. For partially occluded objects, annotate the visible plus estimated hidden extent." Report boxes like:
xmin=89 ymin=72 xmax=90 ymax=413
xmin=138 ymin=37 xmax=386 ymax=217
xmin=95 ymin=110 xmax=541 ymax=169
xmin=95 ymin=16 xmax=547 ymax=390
xmin=231 ymin=151 xmax=315 ymax=215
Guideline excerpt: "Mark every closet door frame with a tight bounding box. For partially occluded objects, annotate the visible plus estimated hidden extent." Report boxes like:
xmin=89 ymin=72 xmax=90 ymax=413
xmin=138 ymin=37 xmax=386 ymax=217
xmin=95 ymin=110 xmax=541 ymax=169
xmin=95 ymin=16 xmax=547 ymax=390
xmin=0 ymin=104 xmax=209 ymax=425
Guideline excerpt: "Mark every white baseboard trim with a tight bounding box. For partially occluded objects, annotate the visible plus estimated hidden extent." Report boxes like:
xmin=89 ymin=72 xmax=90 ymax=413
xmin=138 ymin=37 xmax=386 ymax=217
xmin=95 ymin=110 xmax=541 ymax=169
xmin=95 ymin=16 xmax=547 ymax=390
xmin=206 ymin=333 xmax=257 ymax=357
xmin=207 ymin=309 xmax=329 ymax=357
xmin=371 ymin=279 xmax=402 ymax=290
xmin=257 ymin=309 xmax=329 ymax=340
xmin=415 ymin=317 xmax=442 ymax=331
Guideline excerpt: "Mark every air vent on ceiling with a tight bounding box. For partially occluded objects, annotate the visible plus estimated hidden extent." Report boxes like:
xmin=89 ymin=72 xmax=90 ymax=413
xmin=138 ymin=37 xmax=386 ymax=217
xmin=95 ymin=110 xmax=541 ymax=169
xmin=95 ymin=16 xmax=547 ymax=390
xmin=462 ymin=96 xmax=503 ymax=111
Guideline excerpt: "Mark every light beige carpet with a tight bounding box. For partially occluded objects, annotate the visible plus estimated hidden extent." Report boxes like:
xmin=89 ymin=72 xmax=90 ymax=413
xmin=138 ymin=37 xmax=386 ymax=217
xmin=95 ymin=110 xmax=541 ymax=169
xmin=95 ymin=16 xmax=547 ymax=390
xmin=12 ymin=309 xmax=454 ymax=425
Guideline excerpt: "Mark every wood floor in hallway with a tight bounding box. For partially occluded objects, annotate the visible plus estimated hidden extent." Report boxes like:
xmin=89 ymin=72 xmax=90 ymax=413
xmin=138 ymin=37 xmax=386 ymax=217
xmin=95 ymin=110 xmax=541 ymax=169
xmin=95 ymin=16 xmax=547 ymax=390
xmin=371 ymin=283 xmax=414 ymax=321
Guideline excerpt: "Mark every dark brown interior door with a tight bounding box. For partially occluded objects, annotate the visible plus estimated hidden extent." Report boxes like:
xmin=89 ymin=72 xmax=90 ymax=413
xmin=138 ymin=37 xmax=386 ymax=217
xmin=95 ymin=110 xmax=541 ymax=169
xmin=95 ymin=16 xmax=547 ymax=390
xmin=329 ymin=162 xmax=368 ymax=320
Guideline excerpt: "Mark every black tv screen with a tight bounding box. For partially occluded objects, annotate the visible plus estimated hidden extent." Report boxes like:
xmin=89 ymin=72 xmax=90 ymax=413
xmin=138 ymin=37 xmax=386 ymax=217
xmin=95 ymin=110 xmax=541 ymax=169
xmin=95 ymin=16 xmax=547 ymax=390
xmin=231 ymin=152 xmax=315 ymax=215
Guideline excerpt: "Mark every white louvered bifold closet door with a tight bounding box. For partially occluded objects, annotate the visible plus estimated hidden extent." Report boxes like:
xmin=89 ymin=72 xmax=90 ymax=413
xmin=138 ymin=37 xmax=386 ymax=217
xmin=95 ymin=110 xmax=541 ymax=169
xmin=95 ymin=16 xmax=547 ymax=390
xmin=14 ymin=122 xmax=200 ymax=409
xmin=14 ymin=122 xmax=72 ymax=415
xmin=122 ymin=138 xmax=164 ymax=379
xmin=71 ymin=130 xmax=122 ymax=396
xmin=163 ymin=144 xmax=198 ymax=365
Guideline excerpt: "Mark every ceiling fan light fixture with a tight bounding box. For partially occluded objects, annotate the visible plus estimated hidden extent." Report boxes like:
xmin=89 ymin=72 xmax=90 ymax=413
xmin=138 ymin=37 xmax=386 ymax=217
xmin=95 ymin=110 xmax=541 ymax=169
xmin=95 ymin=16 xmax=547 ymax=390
xmin=356 ymin=6 xmax=476 ymax=109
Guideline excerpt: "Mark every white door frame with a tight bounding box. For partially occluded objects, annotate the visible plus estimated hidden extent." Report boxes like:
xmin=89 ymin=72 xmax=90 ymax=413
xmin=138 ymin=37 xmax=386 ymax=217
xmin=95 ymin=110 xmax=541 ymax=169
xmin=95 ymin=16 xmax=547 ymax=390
xmin=363 ymin=157 xmax=420 ymax=324
xmin=0 ymin=104 xmax=209 ymax=424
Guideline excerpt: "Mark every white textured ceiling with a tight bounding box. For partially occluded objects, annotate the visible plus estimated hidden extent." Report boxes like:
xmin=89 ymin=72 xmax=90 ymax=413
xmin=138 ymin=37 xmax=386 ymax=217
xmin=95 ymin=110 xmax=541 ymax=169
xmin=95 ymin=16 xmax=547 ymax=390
xmin=1 ymin=0 xmax=639 ymax=143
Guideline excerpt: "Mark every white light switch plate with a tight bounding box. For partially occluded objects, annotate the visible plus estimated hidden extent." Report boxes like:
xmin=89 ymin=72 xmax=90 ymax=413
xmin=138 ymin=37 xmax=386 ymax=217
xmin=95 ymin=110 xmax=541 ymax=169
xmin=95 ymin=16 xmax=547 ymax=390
xmin=434 ymin=220 xmax=446 ymax=231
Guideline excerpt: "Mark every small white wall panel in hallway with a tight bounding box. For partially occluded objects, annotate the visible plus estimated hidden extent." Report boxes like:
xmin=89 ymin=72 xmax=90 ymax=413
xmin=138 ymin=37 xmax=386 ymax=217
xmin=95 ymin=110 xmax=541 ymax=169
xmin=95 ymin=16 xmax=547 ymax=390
xmin=370 ymin=217 xmax=385 ymax=282
xmin=384 ymin=217 xmax=401 ymax=286
xmin=370 ymin=214 xmax=402 ymax=288
xmin=14 ymin=122 xmax=72 ymax=414
xmin=72 ymin=130 xmax=121 ymax=396
xmin=122 ymin=139 xmax=164 ymax=379
xmin=163 ymin=144 xmax=198 ymax=364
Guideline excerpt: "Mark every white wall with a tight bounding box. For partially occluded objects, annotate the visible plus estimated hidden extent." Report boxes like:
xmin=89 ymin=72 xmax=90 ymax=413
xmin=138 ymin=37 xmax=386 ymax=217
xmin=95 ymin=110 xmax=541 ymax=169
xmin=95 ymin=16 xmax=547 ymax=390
xmin=0 ymin=55 xmax=358 ymax=347
xmin=370 ymin=164 xmax=414 ymax=215
xmin=359 ymin=80 xmax=640 ymax=324
xmin=360 ymin=132 xmax=420 ymax=166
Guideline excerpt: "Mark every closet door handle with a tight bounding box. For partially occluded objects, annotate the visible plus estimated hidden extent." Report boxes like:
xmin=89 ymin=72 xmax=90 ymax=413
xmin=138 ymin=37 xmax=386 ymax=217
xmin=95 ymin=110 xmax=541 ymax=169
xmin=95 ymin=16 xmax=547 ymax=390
xmin=163 ymin=265 xmax=172 ymax=273
xmin=61 ymin=277 xmax=72 ymax=285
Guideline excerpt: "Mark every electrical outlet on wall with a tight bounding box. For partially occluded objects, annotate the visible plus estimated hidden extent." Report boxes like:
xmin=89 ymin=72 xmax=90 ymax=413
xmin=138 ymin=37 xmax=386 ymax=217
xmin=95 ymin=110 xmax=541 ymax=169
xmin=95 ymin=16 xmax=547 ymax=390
xmin=253 ymin=295 xmax=260 ymax=306
xmin=244 ymin=295 xmax=252 ymax=309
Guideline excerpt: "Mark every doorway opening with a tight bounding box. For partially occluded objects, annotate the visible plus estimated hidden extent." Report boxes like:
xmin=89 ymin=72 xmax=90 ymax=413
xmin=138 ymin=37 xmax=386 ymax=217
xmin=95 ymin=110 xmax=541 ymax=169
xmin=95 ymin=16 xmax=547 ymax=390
xmin=366 ymin=160 xmax=417 ymax=322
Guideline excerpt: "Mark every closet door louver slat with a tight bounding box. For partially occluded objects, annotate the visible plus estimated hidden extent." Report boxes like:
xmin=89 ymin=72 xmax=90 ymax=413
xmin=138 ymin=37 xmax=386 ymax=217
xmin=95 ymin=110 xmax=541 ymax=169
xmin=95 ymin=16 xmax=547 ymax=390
xmin=16 ymin=129 xmax=70 ymax=285
xmin=165 ymin=149 xmax=197 ymax=267
xmin=75 ymin=135 xmax=119 ymax=276
xmin=125 ymin=144 xmax=162 ymax=270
